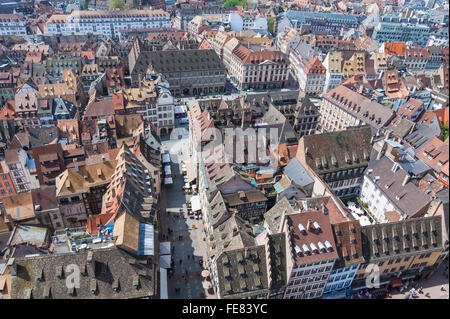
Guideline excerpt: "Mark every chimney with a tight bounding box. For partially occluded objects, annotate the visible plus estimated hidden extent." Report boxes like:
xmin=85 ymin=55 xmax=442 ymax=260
xmin=74 ymin=158 xmax=79 ymax=172
xmin=321 ymin=204 xmax=328 ymax=215
xmin=376 ymin=140 xmax=386 ymax=160
xmin=307 ymin=219 xmax=313 ymax=231
xmin=402 ymin=174 xmax=410 ymax=186
xmin=392 ymin=162 xmax=399 ymax=172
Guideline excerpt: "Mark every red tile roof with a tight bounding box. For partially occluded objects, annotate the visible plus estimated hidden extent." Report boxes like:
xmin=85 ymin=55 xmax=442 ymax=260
xmin=304 ymin=56 xmax=326 ymax=75
xmin=286 ymin=210 xmax=339 ymax=264
xmin=417 ymin=137 xmax=449 ymax=179
xmin=86 ymin=213 xmax=115 ymax=234
xmin=397 ymin=98 xmax=424 ymax=119
xmin=0 ymin=100 xmax=15 ymax=119
xmin=433 ymin=108 xmax=449 ymax=126
xmin=384 ymin=210 xmax=401 ymax=222
xmin=384 ymin=42 xmax=406 ymax=57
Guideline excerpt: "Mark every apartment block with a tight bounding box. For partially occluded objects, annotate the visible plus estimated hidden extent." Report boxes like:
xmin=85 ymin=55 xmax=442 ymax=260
xmin=45 ymin=10 xmax=171 ymax=38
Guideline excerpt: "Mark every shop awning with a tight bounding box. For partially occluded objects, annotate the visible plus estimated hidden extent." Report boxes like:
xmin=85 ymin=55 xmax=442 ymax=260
xmin=190 ymin=195 xmax=201 ymax=212
xmin=159 ymin=241 xmax=171 ymax=255
xmin=162 ymin=153 xmax=170 ymax=164
xmin=389 ymin=278 xmax=403 ymax=288
xmin=159 ymin=254 xmax=171 ymax=269
xmin=186 ymin=161 xmax=197 ymax=183
xmin=160 ymin=267 xmax=168 ymax=299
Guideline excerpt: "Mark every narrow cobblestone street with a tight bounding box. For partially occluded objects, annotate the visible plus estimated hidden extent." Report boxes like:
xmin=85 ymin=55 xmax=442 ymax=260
xmin=158 ymin=124 xmax=214 ymax=299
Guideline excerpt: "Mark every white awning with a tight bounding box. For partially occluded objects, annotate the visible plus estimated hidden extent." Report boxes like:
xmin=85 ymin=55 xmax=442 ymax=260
xmin=162 ymin=153 xmax=170 ymax=164
xmin=164 ymin=165 xmax=171 ymax=175
xmin=159 ymin=255 xmax=171 ymax=269
xmin=159 ymin=241 xmax=171 ymax=255
xmin=190 ymin=195 xmax=201 ymax=212
xmin=186 ymin=161 xmax=196 ymax=183
xmin=164 ymin=178 xmax=173 ymax=185
xmin=159 ymin=267 xmax=168 ymax=299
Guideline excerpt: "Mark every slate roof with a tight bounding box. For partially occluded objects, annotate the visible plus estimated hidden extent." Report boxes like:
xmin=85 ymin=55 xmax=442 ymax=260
xmin=264 ymin=197 xmax=294 ymax=234
xmin=285 ymin=10 xmax=358 ymax=25
xmin=366 ymin=156 xmax=432 ymax=217
xmin=209 ymin=212 xmax=255 ymax=256
xmin=10 ymin=246 xmax=157 ymax=299
xmin=331 ymin=220 xmax=364 ymax=268
xmin=216 ymin=245 xmax=269 ymax=299
xmin=390 ymin=117 xmax=415 ymax=139
xmin=28 ymin=126 xmax=58 ymax=147
xmin=299 ymin=127 xmax=372 ymax=174
xmin=360 ymin=216 xmax=443 ymax=263
xmin=283 ymin=157 xmax=314 ymax=187
xmin=324 ymin=84 xmax=395 ymax=130
xmin=132 ymin=49 xmax=225 ymax=75
xmin=267 ymin=233 xmax=287 ymax=291
xmin=222 ymin=189 xmax=267 ymax=207
xmin=404 ymin=123 xmax=441 ymax=152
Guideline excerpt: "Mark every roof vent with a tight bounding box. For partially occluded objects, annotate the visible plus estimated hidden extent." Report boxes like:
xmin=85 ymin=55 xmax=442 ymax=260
xmin=324 ymin=240 xmax=333 ymax=252
xmin=302 ymin=244 xmax=310 ymax=255
xmin=294 ymin=245 xmax=302 ymax=257
xmin=313 ymin=221 xmax=321 ymax=233
xmin=318 ymin=241 xmax=326 ymax=253
xmin=310 ymin=243 xmax=319 ymax=254
xmin=298 ymin=223 xmax=306 ymax=235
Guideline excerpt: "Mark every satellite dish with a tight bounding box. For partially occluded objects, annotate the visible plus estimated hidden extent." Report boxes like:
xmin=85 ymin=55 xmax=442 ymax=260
xmin=79 ymin=243 xmax=87 ymax=250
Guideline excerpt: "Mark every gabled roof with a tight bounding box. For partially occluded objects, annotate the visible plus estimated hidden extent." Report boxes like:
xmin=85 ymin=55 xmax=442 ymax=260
xmin=10 ymin=246 xmax=157 ymax=299
xmin=283 ymin=157 xmax=314 ymax=188
xmin=366 ymin=156 xmax=432 ymax=217
xmin=216 ymin=245 xmax=269 ymax=299
xmin=298 ymin=127 xmax=372 ymax=174
xmin=361 ymin=216 xmax=443 ymax=263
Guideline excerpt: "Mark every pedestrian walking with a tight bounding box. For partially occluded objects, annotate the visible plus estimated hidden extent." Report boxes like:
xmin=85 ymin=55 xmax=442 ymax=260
xmin=441 ymin=285 xmax=446 ymax=291
xmin=180 ymin=259 xmax=182 ymax=265
xmin=187 ymin=255 xmax=190 ymax=260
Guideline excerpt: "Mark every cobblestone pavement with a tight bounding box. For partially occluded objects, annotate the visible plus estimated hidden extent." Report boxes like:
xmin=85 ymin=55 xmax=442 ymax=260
xmin=159 ymin=130 xmax=214 ymax=299
xmin=390 ymin=261 xmax=449 ymax=299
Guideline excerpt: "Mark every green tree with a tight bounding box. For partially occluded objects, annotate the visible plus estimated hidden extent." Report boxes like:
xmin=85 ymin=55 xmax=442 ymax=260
xmin=441 ymin=124 xmax=449 ymax=140
xmin=267 ymin=16 xmax=275 ymax=35
xmin=110 ymin=0 xmax=125 ymax=9
xmin=224 ymin=0 xmax=245 ymax=7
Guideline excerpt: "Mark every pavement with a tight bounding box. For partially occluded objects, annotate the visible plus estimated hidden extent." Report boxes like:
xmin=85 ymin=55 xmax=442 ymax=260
xmin=390 ymin=261 xmax=449 ymax=299
xmin=159 ymin=124 xmax=215 ymax=299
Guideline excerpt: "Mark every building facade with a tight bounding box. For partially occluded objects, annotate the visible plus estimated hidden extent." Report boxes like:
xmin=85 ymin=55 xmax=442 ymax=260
xmin=45 ymin=10 xmax=171 ymax=38
xmin=0 ymin=14 xmax=27 ymax=36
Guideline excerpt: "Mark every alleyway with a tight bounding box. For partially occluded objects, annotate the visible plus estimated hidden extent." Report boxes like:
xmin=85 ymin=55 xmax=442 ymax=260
xmin=158 ymin=125 xmax=214 ymax=299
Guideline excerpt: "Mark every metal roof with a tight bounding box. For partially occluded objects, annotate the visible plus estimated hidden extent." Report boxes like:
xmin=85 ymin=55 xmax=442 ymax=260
xmin=137 ymin=223 xmax=154 ymax=256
